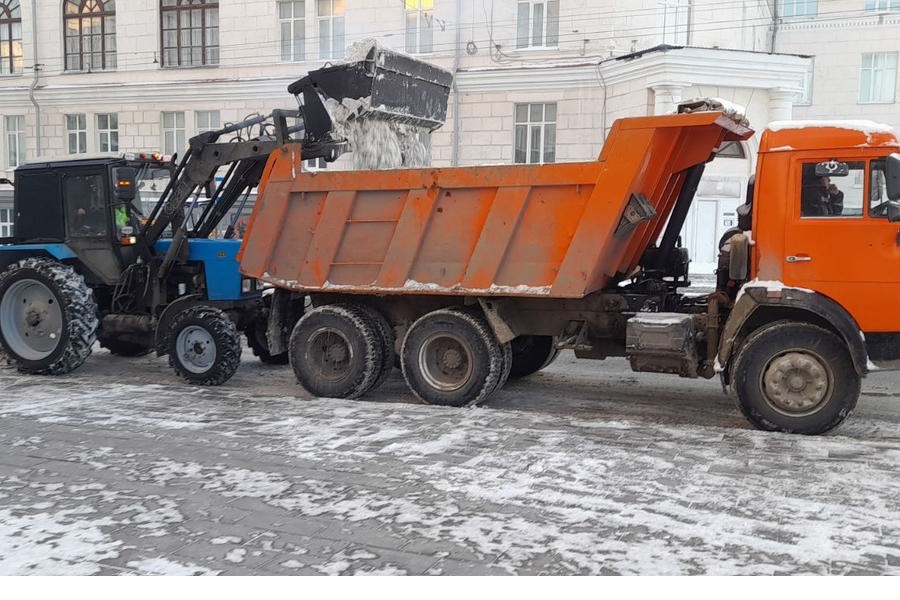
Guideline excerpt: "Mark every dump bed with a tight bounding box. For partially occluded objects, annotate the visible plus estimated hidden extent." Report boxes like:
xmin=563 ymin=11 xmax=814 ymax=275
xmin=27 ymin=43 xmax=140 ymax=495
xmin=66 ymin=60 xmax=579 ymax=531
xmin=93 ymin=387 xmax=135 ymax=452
xmin=238 ymin=111 xmax=751 ymax=298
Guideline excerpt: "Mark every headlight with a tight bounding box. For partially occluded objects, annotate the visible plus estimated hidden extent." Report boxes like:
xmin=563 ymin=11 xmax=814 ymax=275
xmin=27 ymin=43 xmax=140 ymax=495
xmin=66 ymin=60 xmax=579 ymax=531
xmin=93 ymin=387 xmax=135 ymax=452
xmin=241 ymin=278 xmax=254 ymax=293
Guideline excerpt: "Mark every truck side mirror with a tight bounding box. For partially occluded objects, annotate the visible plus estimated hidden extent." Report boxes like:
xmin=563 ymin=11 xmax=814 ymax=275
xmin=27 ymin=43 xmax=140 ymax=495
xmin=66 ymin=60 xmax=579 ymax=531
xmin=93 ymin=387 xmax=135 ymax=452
xmin=887 ymin=201 xmax=900 ymax=223
xmin=113 ymin=167 xmax=137 ymax=201
xmin=886 ymin=153 xmax=900 ymax=201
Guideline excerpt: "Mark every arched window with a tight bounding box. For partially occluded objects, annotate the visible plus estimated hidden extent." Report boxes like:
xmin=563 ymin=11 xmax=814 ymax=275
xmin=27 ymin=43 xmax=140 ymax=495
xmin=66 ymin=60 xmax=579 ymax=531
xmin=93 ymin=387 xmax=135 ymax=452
xmin=160 ymin=0 xmax=219 ymax=67
xmin=0 ymin=1 xmax=23 ymax=75
xmin=64 ymin=0 xmax=117 ymax=71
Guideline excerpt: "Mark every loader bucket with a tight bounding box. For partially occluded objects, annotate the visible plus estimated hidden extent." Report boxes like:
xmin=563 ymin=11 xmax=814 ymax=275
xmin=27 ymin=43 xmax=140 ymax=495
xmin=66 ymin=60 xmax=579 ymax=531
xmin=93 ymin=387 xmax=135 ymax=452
xmin=288 ymin=44 xmax=453 ymax=143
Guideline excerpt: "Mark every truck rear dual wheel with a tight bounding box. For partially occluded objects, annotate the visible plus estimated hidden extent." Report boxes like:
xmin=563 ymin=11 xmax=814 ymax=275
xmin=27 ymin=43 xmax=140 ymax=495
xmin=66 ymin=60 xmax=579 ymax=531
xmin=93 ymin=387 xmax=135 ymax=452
xmin=167 ymin=305 xmax=242 ymax=386
xmin=401 ymin=307 xmax=506 ymax=407
xmin=289 ymin=304 xmax=385 ymax=399
xmin=732 ymin=321 xmax=859 ymax=435
xmin=0 ymin=258 xmax=98 ymax=375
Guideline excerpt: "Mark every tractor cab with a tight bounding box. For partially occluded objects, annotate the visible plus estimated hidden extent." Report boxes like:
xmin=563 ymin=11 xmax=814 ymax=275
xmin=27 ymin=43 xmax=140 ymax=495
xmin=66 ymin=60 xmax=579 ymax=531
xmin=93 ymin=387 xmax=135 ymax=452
xmin=12 ymin=154 xmax=171 ymax=285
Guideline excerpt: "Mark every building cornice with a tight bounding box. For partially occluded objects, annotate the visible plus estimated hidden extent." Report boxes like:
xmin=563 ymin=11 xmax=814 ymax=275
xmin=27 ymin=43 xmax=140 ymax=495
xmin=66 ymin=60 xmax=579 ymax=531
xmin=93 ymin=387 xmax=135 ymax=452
xmin=456 ymin=47 xmax=809 ymax=94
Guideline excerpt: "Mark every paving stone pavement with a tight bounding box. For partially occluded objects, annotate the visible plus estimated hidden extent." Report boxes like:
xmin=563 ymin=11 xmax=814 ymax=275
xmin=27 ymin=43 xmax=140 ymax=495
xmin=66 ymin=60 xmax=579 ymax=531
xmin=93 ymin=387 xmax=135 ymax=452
xmin=1 ymin=348 xmax=899 ymax=575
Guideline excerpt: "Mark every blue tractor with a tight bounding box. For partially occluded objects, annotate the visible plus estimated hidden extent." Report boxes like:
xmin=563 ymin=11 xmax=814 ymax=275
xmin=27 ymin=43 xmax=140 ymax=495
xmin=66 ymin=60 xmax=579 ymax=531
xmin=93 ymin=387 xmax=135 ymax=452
xmin=0 ymin=110 xmax=322 ymax=383
xmin=0 ymin=46 xmax=452 ymax=385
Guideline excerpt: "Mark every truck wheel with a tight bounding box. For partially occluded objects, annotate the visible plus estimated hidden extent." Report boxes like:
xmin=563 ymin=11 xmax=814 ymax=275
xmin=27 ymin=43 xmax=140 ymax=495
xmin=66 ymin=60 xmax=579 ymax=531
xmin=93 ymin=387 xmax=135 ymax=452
xmin=245 ymin=320 xmax=289 ymax=365
xmin=289 ymin=304 xmax=384 ymax=399
xmin=508 ymin=335 xmax=559 ymax=379
xmin=167 ymin=305 xmax=241 ymax=385
xmin=401 ymin=308 xmax=503 ymax=407
xmin=99 ymin=338 xmax=152 ymax=357
xmin=732 ymin=321 xmax=859 ymax=435
xmin=0 ymin=258 xmax=98 ymax=375
xmin=353 ymin=304 xmax=395 ymax=391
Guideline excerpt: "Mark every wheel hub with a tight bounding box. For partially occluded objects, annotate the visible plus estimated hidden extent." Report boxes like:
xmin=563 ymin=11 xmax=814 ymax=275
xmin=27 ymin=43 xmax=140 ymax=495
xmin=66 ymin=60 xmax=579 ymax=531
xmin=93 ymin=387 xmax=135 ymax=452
xmin=763 ymin=352 xmax=830 ymax=413
xmin=176 ymin=325 xmax=216 ymax=374
xmin=419 ymin=334 xmax=473 ymax=392
xmin=1 ymin=279 xmax=64 ymax=360
xmin=309 ymin=328 xmax=353 ymax=381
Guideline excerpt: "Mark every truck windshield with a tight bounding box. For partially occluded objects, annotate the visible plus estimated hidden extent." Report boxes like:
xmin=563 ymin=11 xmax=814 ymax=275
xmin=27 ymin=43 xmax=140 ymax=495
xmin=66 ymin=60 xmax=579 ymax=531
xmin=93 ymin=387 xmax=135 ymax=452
xmin=134 ymin=163 xmax=172 ymax=218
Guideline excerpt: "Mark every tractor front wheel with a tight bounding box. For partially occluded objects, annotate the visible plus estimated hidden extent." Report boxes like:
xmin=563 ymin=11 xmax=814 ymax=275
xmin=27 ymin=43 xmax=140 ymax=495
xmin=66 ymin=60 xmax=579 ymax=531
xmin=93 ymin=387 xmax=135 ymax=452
xmin=167 ymin=305 xmax=242 ymax=385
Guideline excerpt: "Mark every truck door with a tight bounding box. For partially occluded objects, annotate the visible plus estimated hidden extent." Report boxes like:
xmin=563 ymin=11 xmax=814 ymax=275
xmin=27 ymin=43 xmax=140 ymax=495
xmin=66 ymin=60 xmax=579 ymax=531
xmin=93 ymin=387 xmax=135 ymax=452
xmin=783 ymin=158 xmax=900 ymax=333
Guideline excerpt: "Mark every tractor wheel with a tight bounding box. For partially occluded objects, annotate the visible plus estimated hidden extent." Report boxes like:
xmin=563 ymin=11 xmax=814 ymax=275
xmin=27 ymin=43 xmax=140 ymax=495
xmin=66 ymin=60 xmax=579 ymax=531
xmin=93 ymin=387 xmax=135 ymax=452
xmin=0 ymin=258 xmax=98 ymax=375
xmin=508 ymin=335 xmax=559 ymax=379
xmin=289 ymin=304 xmax=384 ymax=399
xmin=401 ymin=308 xmax=504 ymax=407
xmin=99 ymin=338 xmax=152 ymax=357
xmin=245 ymin=320 xmax=289 ymax=365
xmin=732 ymin=321 xmax=859 ymax=435
xmin=167 ymin=305 xmax=241 ymax=385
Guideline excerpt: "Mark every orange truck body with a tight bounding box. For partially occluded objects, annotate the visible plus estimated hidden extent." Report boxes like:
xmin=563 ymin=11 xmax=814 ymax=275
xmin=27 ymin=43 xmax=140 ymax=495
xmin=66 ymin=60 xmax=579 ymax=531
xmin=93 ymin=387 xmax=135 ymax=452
xmin=238 ymin=111 xmax=750 ymax=297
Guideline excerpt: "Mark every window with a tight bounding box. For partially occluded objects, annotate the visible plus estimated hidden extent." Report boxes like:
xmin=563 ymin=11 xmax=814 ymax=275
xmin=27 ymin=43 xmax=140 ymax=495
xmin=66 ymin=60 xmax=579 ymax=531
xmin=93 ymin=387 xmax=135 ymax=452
xmin=516 ymin=1 xmax=559 ymax=49
xmin=64 ymin=1 xmax=117 ymax=72
xmin=162 ymin=111 xmax=185 ymax=155
xmin=405 ymin=1 xmax=433 ymax=54
xmin=859 ymin=52 xmax=898 ymax=104
xmin=195 ymin=110 xmax=220 ymax=133
xmin=800 ymin=161 xmax=864 ymax=218
xmin=866 ymin=0 xmax=900 ymax=11
xmin=0 ymin=1 xmax=22 ymax=75
xmin=279 ymin=0 xmax=305 ymax=62
xmin=0 ymin=207 xmax=12 ymax=237
xmin=66 ymin=114 xmax=88 ymax=154
xmin=660 ymin=0 xmax=690 ymax=45
xmin=317 ymin=0 xmax=345 ymax=59
xmin=714 ymin=141 xmax=746 ymax=159
xmin=869 ymin=160 xmax=892 ymax=217
xmin=514 ymin=103 xmax=556 ymax=164
xmin=97 ymin=113 xmax=118 ymax=152
xmin=5 ymin=114 xmax=24 ymax=167
xmin=66 ymin=173 xmax=108 ymax=237
xmin=782 ymin=0 xmax=817 ymax=18
xmin=160 ymin=0 xmax=219 ymax=67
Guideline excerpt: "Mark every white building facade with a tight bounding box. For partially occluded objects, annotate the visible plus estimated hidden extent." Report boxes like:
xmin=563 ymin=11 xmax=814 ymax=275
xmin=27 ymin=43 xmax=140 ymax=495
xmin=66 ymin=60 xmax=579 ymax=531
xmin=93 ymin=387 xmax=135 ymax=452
xmin=0 ymin=1 xmax=897 ymax=271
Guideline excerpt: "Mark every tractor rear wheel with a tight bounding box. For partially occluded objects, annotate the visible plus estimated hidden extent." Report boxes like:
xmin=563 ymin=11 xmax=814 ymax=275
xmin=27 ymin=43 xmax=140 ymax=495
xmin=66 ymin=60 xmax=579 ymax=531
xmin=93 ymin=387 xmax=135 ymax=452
xmin=0 ymin=258 xmax=98 ymax=375
xmin=167 ymin=305 xmax=242 ymax=385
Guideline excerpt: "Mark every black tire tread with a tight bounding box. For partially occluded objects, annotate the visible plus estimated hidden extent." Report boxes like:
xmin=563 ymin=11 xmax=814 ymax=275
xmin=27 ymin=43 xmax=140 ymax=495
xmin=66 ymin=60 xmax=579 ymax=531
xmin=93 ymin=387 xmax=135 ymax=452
xmin=401 ymin=307 xmax=503 ymax=407
xmin=167 ymin=305 xmax=241 ymax=386
xmin=289 ymin=304 xmax=383 ymax=399
xmin=732 ymin=320 xmax=859 ymax=435
xmin=0 ymin=258 xmax=98 ymax=375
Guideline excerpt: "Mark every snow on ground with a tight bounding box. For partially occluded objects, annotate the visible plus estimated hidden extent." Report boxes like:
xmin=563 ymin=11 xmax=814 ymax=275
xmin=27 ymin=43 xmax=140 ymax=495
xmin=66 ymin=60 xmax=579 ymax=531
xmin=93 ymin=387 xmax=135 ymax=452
xmin=0 ymin=347 xmax=899 ymax=575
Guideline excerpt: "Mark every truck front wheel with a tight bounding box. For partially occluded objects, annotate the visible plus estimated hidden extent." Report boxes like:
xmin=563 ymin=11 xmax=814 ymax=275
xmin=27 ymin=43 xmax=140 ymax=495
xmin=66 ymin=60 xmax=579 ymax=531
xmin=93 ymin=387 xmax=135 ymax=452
xmin=0 ymin=258 xmax=98 ymax=375
xmin=732 ymin=321 xmax=859 ymax=435
xmin=401 ymin=308 xmax=503 ymax=407
xmin=167 ymin=305 xmax=241 ymax=385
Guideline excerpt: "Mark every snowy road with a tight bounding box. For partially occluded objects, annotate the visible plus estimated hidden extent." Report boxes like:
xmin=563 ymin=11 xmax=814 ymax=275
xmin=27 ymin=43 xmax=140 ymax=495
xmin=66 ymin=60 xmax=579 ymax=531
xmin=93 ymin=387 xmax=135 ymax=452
xmin=1 ymin=347 xmax=899 ymax=575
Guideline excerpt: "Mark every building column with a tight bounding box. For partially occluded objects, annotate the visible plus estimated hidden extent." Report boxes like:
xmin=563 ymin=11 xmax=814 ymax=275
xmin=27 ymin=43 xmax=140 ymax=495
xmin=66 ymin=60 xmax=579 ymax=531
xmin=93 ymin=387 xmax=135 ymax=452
xmin=651 ymin=84 xmax=686 ymax=115
xmin=768 ymin=88 xmax=795 ymax=122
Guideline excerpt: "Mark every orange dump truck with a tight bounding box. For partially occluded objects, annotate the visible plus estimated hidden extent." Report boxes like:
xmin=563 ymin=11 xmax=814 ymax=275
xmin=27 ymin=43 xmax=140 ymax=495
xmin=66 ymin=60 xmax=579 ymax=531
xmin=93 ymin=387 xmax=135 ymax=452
xmin=238 ymin=106 xmax=900 ymax=435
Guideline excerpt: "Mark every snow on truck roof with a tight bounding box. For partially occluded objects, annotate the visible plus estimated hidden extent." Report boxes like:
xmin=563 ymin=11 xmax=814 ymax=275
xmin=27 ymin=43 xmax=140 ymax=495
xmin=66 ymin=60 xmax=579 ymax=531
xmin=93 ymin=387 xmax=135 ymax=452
xmin=760 ymin=119 xmax=898 ymax=152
